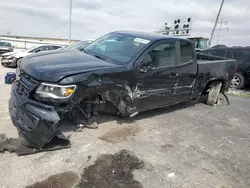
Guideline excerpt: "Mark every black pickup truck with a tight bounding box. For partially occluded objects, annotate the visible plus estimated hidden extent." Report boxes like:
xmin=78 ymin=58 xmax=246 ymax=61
xmin=9 ymin=31 xmax=236 ymax=148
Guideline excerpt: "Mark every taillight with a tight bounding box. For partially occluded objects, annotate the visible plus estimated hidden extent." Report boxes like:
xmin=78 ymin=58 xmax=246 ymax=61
xmin=233 ymin=62 xmax=237 ymax=75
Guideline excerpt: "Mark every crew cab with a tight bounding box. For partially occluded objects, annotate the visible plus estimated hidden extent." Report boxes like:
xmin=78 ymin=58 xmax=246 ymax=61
xmin=9 ymin=31 xmax=236 ymax=148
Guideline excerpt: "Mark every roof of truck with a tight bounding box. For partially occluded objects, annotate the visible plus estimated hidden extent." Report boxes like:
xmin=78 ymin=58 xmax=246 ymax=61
xmin=113 ymin=30 xmax=178 ymax=42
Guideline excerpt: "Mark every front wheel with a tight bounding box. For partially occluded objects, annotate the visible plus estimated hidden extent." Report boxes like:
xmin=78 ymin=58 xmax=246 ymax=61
xmin=230 ymin=73 xmax=245 ymax=89
xmin=206 ymin=81 xmax=222 ymax=106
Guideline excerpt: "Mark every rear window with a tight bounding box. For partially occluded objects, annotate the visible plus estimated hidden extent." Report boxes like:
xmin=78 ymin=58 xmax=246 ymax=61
xmin=232 ymin=49 xmax=250 ymax=61
xmin=180 ymin=40 xmax=194 ymax=64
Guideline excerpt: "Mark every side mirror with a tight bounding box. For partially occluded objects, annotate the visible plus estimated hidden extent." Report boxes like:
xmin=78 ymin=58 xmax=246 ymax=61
xmin=140 ymin=65 xmax=154 ymax=73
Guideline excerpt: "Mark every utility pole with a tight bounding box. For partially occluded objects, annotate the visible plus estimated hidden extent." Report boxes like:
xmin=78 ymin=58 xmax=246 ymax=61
xmin=216 ymin=16 xmax=229 ymax=45
xmin=68 ymin=0 xmax=72 ymax=44
xmin=208 ymin=0 xmax=225 ymax=47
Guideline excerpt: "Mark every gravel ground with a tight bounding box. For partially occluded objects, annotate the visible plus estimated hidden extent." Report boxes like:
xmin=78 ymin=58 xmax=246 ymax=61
xmin=0 ymin=65 xmax=249 ymax=188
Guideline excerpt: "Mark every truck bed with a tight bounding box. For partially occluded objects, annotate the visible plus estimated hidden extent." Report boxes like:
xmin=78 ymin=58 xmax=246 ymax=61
xmin=191 ymin=53 xmax=237 ymax=97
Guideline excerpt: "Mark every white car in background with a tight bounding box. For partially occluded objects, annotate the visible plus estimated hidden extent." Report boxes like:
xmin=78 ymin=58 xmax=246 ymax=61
xmin=61 ymin=40 xmax=94 ymax=51
xmin=1 ymin=44 xmax=64 ymax=68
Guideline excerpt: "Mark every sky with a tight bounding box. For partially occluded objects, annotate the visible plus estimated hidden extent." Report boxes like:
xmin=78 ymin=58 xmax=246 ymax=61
xmin=0 ymin=0 xmax=249 ymax=46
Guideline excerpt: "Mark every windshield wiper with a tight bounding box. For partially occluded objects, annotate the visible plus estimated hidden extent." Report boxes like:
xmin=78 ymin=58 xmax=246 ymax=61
xmin=84 ymin=49 xmax=105 ymax=61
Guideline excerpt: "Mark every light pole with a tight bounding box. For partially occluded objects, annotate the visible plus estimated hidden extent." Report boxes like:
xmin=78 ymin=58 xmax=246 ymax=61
xmin=68 ymin=0 xmax=72 ymax=44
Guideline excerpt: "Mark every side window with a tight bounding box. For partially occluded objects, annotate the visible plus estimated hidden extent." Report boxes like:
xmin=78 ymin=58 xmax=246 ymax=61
xmin=180 ymin=40 xmax=194 ymax=64
xmin=146 ymin=42 xmax=176 ymax=68
xmin=52 ymin=46 xmax=61 ymax=50
xmin=47 ymin=46 xmax=54 ymax=50
xmin=30 ymin=47 xmax=44 ymax=53
xmin=42 ymin=46 xmax=51 ymax=51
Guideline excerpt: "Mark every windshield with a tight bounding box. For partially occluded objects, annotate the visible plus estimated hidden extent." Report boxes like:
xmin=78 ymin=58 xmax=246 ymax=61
xmin=189 ymin=38 xmax=208 ymax=50
xmin=198 ymin=39 xmax=208 ymax=50
xmin=21 ymin=45 xmax=40 ymax=52
xmin=64 ymin=41 xmax=92 ymax=51
xmin=0 ymin=42 xmax=11 ymax=47
xmin=84 ymin=33 xmax=150 ymax=64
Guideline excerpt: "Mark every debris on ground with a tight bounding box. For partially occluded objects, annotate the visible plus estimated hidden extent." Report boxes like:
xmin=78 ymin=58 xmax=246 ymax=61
xmin=0 ymin=133 xmax=71 ymax=156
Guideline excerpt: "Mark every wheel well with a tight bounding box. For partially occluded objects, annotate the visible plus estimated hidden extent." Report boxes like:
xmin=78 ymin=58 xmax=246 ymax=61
xmin=201 ymin=79 xmax=226 ymax=95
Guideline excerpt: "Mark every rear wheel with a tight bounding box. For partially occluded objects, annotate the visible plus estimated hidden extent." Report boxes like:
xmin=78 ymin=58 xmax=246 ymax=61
xmin=230 ymin=72 xmax=245 ymax=89
xmin=206 ymin=81 xmax=222 ymax=106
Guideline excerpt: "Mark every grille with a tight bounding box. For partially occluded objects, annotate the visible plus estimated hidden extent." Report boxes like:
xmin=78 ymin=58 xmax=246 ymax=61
xmin=17 ymin=71 xmax=40 ymax=96
xmin=21 ymin=70 xmax=39 ymax=85
xmin=17 ymin=81 xmax=29 ymax=96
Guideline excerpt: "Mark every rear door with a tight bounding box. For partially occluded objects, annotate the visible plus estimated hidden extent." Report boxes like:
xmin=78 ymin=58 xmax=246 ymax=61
xmin=134 ymin=40 xmax=179 ymax=111
xmin=175 ymin=40 xmax=197 ymax=100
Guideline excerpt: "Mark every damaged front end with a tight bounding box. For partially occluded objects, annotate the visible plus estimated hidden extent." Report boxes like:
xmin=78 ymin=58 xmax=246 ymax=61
xmin=9 ymin=72 xmax=138 ymax=148
xmin=9 ymin=78 xmax=62 ymax=148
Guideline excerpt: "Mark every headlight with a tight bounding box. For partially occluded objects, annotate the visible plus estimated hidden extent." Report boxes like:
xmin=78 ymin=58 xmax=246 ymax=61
xmin=35 ymin=83 xmax=76 ymax=99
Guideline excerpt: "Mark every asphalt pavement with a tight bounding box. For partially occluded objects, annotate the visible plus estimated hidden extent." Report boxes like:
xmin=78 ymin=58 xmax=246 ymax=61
xmin=0 ymin=65 xmax=249 ymax=188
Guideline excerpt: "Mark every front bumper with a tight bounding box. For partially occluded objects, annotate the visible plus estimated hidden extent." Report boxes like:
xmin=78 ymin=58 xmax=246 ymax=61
xmin=9 ymin=81 xmax=61 ymax=148
xmin=1 ymin=57 xmax=17 ymax=67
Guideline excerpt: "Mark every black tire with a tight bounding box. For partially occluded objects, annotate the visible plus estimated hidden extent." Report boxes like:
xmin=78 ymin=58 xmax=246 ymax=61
xmin=230 ymin=72 xmax=245 ymax=89
xmin=206 ymin=81 xmax=222 ymax=106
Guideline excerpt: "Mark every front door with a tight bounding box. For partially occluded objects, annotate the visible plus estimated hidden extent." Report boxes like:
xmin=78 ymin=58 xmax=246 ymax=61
xmin=134 ymin=40 xmax=179 ymax=111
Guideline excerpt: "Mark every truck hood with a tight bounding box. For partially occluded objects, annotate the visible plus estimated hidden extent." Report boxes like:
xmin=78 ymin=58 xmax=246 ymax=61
xmin=1 ymin=51 xmax=16 ymax=57
xmin=21 ymin=50 xmax=118 ymax=83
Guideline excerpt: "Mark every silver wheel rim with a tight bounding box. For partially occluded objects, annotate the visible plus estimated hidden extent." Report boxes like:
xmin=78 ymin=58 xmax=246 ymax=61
xmin=231 ymin=75 xmax=241 ymax=88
